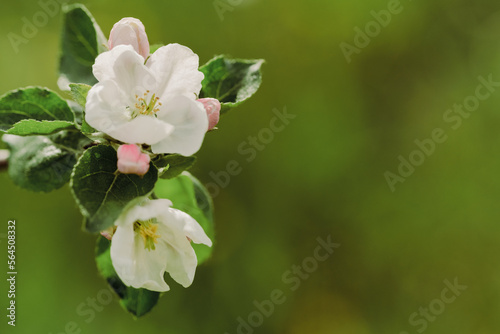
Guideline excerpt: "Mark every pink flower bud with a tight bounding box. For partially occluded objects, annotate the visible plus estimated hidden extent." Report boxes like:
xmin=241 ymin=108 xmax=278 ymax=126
xmin=108 ymin=17 xmax=150 ymax=60
xmin=197 ymin=98 xmax=221 ymax=131
xmin=117 ymin=144 xmax=150 ymax=176
xmin=100 ymin=227 xmax=116 ymax=241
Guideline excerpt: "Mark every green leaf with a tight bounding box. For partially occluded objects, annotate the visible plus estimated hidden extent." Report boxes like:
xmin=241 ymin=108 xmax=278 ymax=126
xmin=80 ymin=116 xmax=97 ymax=134
xmin=3 ymin=131 xmax=91 ymax=192
xmin=95 ymin=236 xmax=160 ymax=317
xmin=6 ymin=120 xmax=75 ymax=136
xmin=69 ymin=83 xmax=96 ymax=134
xmin=59 ymin=4 xmax=107 ymax=89
xmin=0 ymin=87 xmax=75 ymax=135
xmin=69 ymin=83 xmax=92 ymax=108
xmin=154 ymin=154 xmax=197 ymax=180
xmin=67 ymin=100 xmax=84 ymax=125
xmin=71 ymin=145 xmax=158 ymax=233
xmin=199 ymin=56 xmax=264 ymax=114
xmin=66 ymin=100 xmax=96 ymax=134
xmin=154 ymin=173 xmax=214 ymax=264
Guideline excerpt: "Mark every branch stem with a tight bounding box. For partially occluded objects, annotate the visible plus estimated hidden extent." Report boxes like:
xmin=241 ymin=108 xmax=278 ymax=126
xmin=0 ymin=149 xmax=9 ymax=172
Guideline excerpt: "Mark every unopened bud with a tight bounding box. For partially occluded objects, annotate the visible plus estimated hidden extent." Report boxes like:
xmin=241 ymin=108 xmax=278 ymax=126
xmin=100 ymin=227 xmax=116 ymax=240
xmin=197 ymin=98 xmax=221 ymax=131
xmin=108 ymin=17 xmax=150 ymax=60
xmin=117 ymin=144 xmax=150 ymax=176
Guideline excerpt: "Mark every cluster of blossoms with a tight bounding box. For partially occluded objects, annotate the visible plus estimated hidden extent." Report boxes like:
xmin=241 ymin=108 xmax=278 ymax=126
xmin=0 ymin=3 xmax=262 ymax=316
xmin=90 ymin=18 xmax=218 ymax=292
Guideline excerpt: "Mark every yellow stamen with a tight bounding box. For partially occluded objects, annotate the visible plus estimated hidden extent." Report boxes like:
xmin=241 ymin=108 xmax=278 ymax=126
xmin=134 ymin=219 xmax=160 ymax=251
xmin=131 ymin=92 xmax=161 ymax=117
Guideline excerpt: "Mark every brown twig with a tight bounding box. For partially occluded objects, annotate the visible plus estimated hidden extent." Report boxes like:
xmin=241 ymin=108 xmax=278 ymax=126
xmin=0 ymin=149 xmax=9 ymax=172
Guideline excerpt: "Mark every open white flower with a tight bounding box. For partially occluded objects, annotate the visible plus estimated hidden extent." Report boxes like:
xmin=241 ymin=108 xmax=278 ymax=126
xmin=85 ymin=44 xmax=208 ymax=156
xmin=110 ymin=199 xmax=212 ymax=292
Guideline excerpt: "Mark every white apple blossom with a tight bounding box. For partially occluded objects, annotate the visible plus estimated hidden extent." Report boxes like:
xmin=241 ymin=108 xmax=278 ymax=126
xmin=110 ymin=199 xmax=212 ymax=292
xmin=85 ymin=44 xmax=208 ymax=156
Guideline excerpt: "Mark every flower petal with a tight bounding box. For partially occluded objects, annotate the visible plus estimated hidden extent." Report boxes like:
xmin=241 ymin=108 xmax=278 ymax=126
xmin=164 ymin=208 xmax=212 ymax=247
xmin=156 ymin=218 xmax=197 ymax=287
xmin=130 ymin=232 xmax=170 ymax=292
xmin=93 ymin=45 xmax=157 ymax=95
xmin=118 ymin=199 xmax=173 ymax=222
xmin=163 ymin=240 xmax=197 ymax=288
xmin=85 ymin=80 xmax=129 ymax=129
xmin=156 ymin=208 xmax=212 ymax=287
xmin=86 ymin=81 xmax=173 ymax=145
xmin=111 ymin=224 xmax=170 ymax=292
xmin=110 ymin=116 xmax=173 ymax=145
xmin=151 ymin=96 xmax=208 ymax=155
xmin=147 ymin=44 xmax=204 ymax=99
xmin=109 ymin=223 xmax=139 ymax=286
xmin=93 ymin=45 xmax=135 ymax=82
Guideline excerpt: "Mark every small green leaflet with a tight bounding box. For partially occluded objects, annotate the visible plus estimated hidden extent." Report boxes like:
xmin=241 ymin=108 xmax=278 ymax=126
xmin=199 ymin=56 xmax=264 ymax=114
xmin=69 ymin=83 xmax=96 ymax=134
xmin=69 ymin=83 xmax=92 ymax=108
xmin=154 ymin=154 xmax=197 ymax=180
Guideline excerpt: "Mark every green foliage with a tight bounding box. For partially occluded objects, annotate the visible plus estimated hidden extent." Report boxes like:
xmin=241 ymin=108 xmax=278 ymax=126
xmin=69 ymin=83 xmax=92 ymax=108
xmin=200 ymin=56 xmax=264 ymax=113
xmin=0 ymin=87 xmax=75 ymax=135
xmin=95 ymin=236 xmax=160 ymax=317
xmin=155 ymin=173 xmax=214 ymax=264
xmin=6 ymin=120 xmax=75 ymax=136
xmin=70 ymin=145 xmax=158 ymax=233
xmin=80 ymin=116 xmax=96 ymax=134
xmin=69 ymin=83 xmax=96 ymax=133
xmin=59 ymin=4 xmax=107 ymax=88
xmin=154 ymin=154 xmax=197 ymax=179
xmin=3 ymin=131 xmax=90 ymax=192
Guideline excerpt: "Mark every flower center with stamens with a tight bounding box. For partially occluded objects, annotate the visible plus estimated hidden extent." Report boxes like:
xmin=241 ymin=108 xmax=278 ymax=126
xmin=131 ymin=90 xmax=162 ymax=118
xmin=134 ymin=219 xmax=160 ymax=251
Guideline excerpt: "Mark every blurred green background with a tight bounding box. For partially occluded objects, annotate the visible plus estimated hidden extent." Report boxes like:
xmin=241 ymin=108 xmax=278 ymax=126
xmin=1 ymin=0 xmax=500 ymax=333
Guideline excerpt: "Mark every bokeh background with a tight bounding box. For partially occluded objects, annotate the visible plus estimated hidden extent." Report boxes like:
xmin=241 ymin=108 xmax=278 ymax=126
xmin=1 ymin=0 xmax=500 ymax=333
